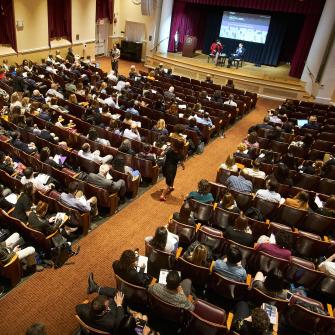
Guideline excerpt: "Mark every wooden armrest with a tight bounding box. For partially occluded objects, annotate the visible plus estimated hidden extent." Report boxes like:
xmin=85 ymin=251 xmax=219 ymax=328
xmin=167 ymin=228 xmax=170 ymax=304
xmin=236 ymin=163 xmax=245 ymax=170
xmin=213 ymin=202 xmax=217 ymax=209
xmin=4 ymin=254 xmax=18 ymax=268
xmin=168 ymin=214 xmax=173 ymax=222
xmin=327 ymin=304 xmax=334 ymax=317
xmin=226 ymin=312 xmax=234 ymax=330
xmin=324 ymin=236 xmax=329 ymax=242
xmin=272 ymin=311 xmax=279 ymax=335
xmin=175 ymin=247 xmax=183 ymax=259
xmin=236 ymin=108 xmax=239 ymax=112
xmin=246 ymin=274 xmax=252 ymax=287
xmin=82 ymin=299 xmax=89 ymax=304
xmin=72 ymin=172 xmax=81 ymax=179
xmin=187 ymin=294 xmax=194 ymax=303
xmin=7 ymin=207 xmax=14 ymax=215
xmin=265 ymin=219 xmax=270 ymax=225
xmin=11 ymin=172 xmax=18 ymax=177
xmin=293 ymin=228 xmax=299 ymax=233
xmin=195 ymin=223 xmax=201 ymax=232
xmin=209 ymin=260 xmax=215 ymax=273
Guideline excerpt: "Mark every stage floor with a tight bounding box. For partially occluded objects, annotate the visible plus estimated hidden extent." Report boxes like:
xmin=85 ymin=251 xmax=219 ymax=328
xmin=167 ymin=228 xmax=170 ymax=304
xmin=145 ymin=51 xmax=308 ymax=100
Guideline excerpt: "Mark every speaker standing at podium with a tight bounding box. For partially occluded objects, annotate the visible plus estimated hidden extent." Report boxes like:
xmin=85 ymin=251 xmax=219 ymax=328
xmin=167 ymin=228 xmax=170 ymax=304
xmin=110 ymin=44 xmax=120 ymax=76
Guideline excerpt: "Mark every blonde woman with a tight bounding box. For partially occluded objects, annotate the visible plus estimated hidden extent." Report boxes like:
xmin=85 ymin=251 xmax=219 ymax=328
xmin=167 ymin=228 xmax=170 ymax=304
xmin=10 ymin=92 xmax=22 ymax=112
xmin=68 ymin=93 xmax=78 ymax=104
xmin=220 ymin=154 xmax=238 ymax=172
xmin=152 ymin=119 xmax=168 ymax=135
xmin=166 ymin=103 xmax=178 ymax=116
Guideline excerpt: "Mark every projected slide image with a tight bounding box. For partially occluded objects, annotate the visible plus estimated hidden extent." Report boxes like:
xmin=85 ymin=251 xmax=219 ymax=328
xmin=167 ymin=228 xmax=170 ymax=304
xmin=219 ymin=11 xmax=271 ymax=44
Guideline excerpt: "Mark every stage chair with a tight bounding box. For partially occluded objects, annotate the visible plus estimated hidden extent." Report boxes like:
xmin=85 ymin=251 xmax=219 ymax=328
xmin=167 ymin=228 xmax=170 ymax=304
xmin=75 ymin=315 xmax=111 ymax=335
xmin=232 ymin=54 xmax=245 ymax=69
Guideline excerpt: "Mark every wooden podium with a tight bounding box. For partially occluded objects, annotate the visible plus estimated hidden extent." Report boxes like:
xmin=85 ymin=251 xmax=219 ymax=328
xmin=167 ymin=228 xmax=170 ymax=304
xmin=182 ymin=35 xmax=197 ymax=57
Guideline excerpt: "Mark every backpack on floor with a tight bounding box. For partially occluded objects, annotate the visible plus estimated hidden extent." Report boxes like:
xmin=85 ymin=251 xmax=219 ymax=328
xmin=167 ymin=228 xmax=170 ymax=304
xmin=51 ymin=235 xmax=73 ymax=268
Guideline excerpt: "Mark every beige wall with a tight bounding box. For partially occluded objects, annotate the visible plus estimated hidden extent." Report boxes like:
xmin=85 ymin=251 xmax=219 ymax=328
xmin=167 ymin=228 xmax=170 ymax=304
xmin=0 ymin=0 xmax=96 ymax=63
xmin=72 ymin=0 xmax=96 ymax=43
xmin=14 ymin=0 xmax=49 ymax=52
xmin=112 ymin=0 xmax=161 ymax=59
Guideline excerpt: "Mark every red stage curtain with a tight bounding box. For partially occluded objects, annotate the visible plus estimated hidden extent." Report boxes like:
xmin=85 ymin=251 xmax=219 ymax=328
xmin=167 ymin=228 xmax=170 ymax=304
xmin=47 ymin=0 xmax=72 ymax=43
xmin=96 ymin=0 xmax=114 ymax=22
xmin=0 ymin=0 xmax=17 ymax=51
xmin=169 ymin=0 xmax=325 ymax=78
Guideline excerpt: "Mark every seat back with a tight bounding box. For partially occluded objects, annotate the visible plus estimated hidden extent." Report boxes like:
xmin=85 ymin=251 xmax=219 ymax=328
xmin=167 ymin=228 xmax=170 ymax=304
xmin=317 ymin=275 xmax=335 ymax=300
xmin=189 ymin=199 xmax=213 ymax=222
xmin=176 ymin=257 xmax=210 ymax=290
xmin=210 ymin=207 xmax=239 ymax=231
xmin=144 ymin=241 xmax=175 ymax=278
xmin=197 ymin=226 xmax=224 ymax=255
xmin=207 ymin=271 xmax=249 ymax=301
xmin=75 ymin=315 xmax=111 ymax=335
xmin=230 ymin=190 xmax=253 ymax=212
xmin=253 ymin=197 xmax=278 ymax=220
xmin=301 ymin=211 xmax=335 ymax=235
xmin=148 ymin=291 xmax=185 ymax=324
xmin=114 ymin=274 xmax=148 ymax=311
xmin=249 ymin=287 xmax=288 ymax=311
xmin=167 ymin=219 xmax=196 ymax=246
xmin=186 ymin=299 xmax=228 ymax=335
xmin=318 ymin=178 xmax=335 ymax=196
xmin=274 ymin=205 xmax=307 ymax=228
xmin=294 ymin=173 xmax=320 ymax=191
xmin=295 ymin=232 xmax=333 ymax=259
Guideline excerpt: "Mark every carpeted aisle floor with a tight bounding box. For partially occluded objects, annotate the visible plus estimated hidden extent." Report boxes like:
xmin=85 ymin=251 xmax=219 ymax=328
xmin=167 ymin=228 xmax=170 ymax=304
xmin=0 ymin=96 xmax=278 ymax=335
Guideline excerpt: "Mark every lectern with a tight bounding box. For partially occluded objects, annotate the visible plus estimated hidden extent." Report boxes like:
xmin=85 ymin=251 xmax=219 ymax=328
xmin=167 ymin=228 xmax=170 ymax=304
xmin=182 ymin=35 xmax=197 ymax=57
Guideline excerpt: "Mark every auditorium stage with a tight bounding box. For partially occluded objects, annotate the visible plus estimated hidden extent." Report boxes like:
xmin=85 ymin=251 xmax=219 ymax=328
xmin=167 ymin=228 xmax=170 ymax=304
xmin=145 ymin=52 xmax=309 ymax=101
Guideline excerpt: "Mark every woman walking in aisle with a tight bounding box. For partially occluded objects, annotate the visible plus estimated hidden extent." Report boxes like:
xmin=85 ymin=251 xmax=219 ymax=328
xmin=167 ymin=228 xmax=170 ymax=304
xmin=160 ymin=140 xmax=185 ymax=201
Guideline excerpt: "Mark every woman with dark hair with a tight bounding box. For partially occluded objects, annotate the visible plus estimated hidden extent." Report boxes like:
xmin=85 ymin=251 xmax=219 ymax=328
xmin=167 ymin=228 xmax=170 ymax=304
xmin=219 ymin=192 xmax=240 ymax=213
xmin=258 ymin=150 xmax=274 ymax=165
xmin=39 ymin=147 xmax=63 ymax=169
xmin=252 ymin=268 xmax=288 ymax=300
xmin=225 ymin=214 xmax=253 ymax=247
xmin=289 ymin=133 xmax=314 ymax=150
xmin=186 ymin=179 xmax=214 ymax=204
xmin=272 ymin=162 xmax=293 ymax=186
xmin=244 ymin=132 xmax=259 ymax=149
xmin=145 ymin=226 xmax=179 ymax=253
xmin=28 ymin=201 xmax=57 ymax=235
xmin=112 ymin=153 xmax=140 ymax=180
xmin=13 ymin=182 xmax=35 ymax=223
xmin=112 ymin=250 xmax=151 ymax=287
xmin=160 ymin=140 xmax=185 ymax=201
xmin=281 ymin=152 xmax=298 ymax=171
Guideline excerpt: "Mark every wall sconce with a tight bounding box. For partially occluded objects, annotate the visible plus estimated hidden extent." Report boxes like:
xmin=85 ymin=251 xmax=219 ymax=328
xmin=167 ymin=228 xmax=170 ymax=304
xmin=16 ymin=20 xmax=24 ymax=30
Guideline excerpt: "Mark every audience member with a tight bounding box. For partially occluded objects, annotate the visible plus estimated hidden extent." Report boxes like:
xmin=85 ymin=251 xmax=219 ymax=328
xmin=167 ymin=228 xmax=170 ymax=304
xmin=145 ymin=226 xmax=179 ymax=254
xmin=220 ymin=154 xmax=238 ymax=172
xmin=219 ymin=192 xmax=240 ymax=213
xmin=148 ymin=270 xmax=194 ymax=310
xmin=226 ymin=170 xmax=253 ymax=193
xmin=224 ymin=94 xmax=237 ymax=107
xmin=12 ymin=182 xmax=35 ymax=223
xmin=255 ymin=179 xmax=282 ymax=203
xmin=225 ymin=215 xmax=253 ymax=247
xmin=243 ymin=159 xmax=266 ymax=179
xmin=78 ymin=143 xmax=113 ymax=164
xmin=123 ymin=124 xmax=141 ymax=142
xmin=186 ymin=179 xmax=214 ymax=204
xmin=214 ymin=245 xmax=247 ymax=282
xmin=284 ymin=191 xmax=309 ymax=210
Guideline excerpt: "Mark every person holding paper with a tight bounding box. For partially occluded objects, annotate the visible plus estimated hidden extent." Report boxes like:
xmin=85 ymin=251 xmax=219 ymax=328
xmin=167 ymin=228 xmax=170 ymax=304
xmin=21 ymin=167 xmax=54 ymax=194
xmin=112 ymin=249 xmax=152 ymax=287
xmin=148 ymin=270 xmax=194 ymax=311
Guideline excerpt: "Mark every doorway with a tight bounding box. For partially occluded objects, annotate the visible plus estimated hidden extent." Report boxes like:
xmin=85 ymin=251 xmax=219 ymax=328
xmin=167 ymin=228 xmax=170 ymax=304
xmin=95 ymin=19 xmax=109 ymax=56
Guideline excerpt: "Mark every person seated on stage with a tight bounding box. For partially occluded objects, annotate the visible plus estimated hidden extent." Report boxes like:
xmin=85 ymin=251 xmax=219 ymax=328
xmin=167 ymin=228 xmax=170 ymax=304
xmin=164 ymin=86 xmax=175 ymax=101
xmin=87 ymin=164 xmax=126 ymax=201
xmin=227 ymin=42 xmax=245 ymax=68
xmin=203 ymin=74 xmax=213 ymax=84
xmin=224 ymin=94 xmax=237 ymax=107
xmin=226 ymin=79 xmax=235 ymax=89
xmin=210 ymin=39 xmax=223 ymax=56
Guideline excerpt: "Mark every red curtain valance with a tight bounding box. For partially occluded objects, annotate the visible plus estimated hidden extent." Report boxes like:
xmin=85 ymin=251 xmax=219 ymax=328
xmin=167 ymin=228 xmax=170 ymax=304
xmin=96 ymin=0 xmax=114 ymax=22
xmin=0 ymin=0 xmax=17 ymax=51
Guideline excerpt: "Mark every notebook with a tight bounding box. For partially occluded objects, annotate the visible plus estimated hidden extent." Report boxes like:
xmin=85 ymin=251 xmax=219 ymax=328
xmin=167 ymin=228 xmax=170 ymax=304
xmin=136 ymin=256 xmax=148 ymax=274
xmin=158 ymin=270 xmax=181 ymax=285
xmin=297 ymin=119 xmax=308 ymax=127
xmin=262 ymin=303 xmax=277 ymax=325
xmin=5 ymin=193 xmax=18 ymax=205
xmin=35 ymin=173 xmax=50 ymax=185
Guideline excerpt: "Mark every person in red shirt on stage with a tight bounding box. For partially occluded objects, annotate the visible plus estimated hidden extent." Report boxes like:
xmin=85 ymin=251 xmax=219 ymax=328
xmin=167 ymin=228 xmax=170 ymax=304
xmin=210 ymin=39 xmax=223 ymax=55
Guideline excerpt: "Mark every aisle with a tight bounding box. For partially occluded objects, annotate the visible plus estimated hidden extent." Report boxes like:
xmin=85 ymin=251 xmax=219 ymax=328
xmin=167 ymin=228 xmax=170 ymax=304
xmin=0 ymin=98 xmax=278 ymax=335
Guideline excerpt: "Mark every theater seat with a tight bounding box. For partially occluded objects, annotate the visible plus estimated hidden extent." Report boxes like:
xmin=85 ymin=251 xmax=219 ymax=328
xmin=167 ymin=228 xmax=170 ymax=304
xmin=75 ymin=314 xmax=111 ymax=335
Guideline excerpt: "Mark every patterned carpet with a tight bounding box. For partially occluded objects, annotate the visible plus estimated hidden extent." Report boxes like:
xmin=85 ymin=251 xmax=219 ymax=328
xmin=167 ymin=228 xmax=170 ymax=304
xmin=0 ymin=59 xmax=279 ymax=335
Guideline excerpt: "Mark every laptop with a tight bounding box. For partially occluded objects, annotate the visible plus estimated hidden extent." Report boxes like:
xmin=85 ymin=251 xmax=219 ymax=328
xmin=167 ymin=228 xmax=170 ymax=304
xmin=297 ymin=119 xmax=308 ymax=127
